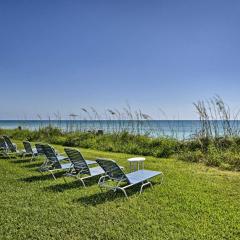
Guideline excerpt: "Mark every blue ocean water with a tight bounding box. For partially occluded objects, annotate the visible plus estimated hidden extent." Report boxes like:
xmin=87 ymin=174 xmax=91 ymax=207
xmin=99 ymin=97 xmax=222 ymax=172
xmin=0 ymin=120 xmax=239 ymax=139
xmin=0 ymin=120 xmax=202 ymax=138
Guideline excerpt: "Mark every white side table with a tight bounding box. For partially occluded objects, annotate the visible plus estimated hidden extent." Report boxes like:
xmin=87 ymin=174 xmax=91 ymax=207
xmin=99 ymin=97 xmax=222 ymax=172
xmin=128 ymin=157 xmax=145 ymax=172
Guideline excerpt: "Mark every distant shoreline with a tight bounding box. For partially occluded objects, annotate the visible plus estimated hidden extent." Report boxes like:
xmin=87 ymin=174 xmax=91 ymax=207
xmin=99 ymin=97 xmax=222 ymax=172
xmin=1 ymin=119 xmax=240 ymax=139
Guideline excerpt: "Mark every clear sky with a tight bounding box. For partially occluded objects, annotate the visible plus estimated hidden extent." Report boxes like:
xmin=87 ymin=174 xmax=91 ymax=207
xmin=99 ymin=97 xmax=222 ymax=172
xmin=0 ymin=0 xmax=240 ymax=120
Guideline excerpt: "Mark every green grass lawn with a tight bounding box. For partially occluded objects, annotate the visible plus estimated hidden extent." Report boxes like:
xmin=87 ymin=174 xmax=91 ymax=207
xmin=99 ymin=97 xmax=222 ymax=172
xmin=0 ymin=141 xmax=239 ymax=240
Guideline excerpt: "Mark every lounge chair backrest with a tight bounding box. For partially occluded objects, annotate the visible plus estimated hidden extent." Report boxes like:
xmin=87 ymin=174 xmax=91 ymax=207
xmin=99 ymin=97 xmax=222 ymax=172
xmin=64 ymin=148 xmax=90 ymax=174
xmin=3 ymin=135 xmax=16 ymax=152
xmin=42 ymin=144 xmax=61 ymax=168
xmin=35 ymin=143 xmax=45 ymax=155
xmin=0 ymin=137 xmax=7 ymax=150
xmin=96 ymin=158 xmax=129 ymax=183
xmin=23 ymin=141 xmax=33 ymax=154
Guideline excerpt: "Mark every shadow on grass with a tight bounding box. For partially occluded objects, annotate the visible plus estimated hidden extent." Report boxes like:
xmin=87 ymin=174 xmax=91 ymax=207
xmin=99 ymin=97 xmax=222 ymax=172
xmin=75 ymin=184 xmax=145 ymax=205
xmin=19 ymin=172 xmax=64 ymax=182
xmin=44 ymin=180 xmax=83 ymax=192
xmin=11 ymin=158 xmax=31 ymax=163
xmin=45 ymin=176 xmax=100 ymax=192
xmin=23 ymin=162 xmax=43 ymax=168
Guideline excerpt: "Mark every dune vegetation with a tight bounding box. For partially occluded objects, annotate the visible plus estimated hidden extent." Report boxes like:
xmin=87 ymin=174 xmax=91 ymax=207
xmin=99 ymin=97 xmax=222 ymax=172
xmin=1 ymin=125 xmax=240 ymax=171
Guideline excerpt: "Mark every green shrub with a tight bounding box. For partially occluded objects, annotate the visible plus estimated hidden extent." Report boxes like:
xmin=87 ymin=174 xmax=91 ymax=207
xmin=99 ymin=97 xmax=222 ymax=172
xmin=218 ymin=151 xmax=240 ymax=171
xmin=1 ymin=127 xmax=240 ymax=171
xmin=178 ymin=150 xmax=204 ymax=163
xmin=182 ymin=139 xmax=202 ymax=151
xmin=205 ymin=146 xmax=222 ymax=167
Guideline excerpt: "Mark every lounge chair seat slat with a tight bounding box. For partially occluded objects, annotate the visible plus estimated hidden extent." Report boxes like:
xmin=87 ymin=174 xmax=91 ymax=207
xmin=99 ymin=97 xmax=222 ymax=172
xmin=86 ymin=160 xmax=96 ymax=165
xmin=126 ymin=170 xmax=161 ymax=184
xmin=60 ymin=163 xmax=72 ymax=170
xmin=89 ymin=166 xmax=105 ymax=176
xmin=57 ymin=155 xmax=68 ymax=161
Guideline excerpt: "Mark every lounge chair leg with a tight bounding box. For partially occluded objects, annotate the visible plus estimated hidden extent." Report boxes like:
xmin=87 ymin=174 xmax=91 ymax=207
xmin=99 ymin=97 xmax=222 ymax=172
xmin=119 ymin=188 xmax=128 ymax=198
xmin=99 ymin=186 xmax=104 ymax=192
xmin=140 ymin=181 xmax=151 ymax=194
xmin=160 ymin=173 xmax=164 ymax=185
xmin=63 ymin=175 xmax=67 ymax=183
xmin=50 ymin=171 xmax=56 ymax=180
xmin=98 ymin=175 xmax=109 ymax=191
xmin=79 ymin=178 xmax=86 ymax=187
xmin=39 ymin=169 xmax=44 ymax=175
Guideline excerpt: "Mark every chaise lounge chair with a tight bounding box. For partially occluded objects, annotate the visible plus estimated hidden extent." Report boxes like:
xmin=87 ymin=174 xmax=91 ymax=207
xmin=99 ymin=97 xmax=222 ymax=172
xmin=36 ymin=143 xmax=67 ymax=160
xmin=39 ymin=144 xmax=72 ymax=179
xmin=35 ymin=143 xmax=45 ymax=156
xmin=2 ymin=135 xmax=23 ymax=157
xmin=36 ymin=143 xmax=69 ymax=169
xmin=0 ymin=137 xmax=8 ymax=158
xmin=96 ymin=158 xmax=163 ymax=198
xmin=64 ymin=148 xmax=103 ymax=187
xmin=22 ymin=141 xmax=38 ymax=161
xmin=0 ymin=137 xmax=7 ymax=149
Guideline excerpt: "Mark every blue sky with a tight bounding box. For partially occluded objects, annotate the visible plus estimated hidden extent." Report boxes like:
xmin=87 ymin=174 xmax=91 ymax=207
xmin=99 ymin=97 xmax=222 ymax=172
xmin=0 ymin=0 xmax=240 ymax=119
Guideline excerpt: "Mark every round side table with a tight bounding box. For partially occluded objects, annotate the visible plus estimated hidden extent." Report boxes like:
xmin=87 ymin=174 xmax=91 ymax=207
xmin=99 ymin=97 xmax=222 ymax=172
xmin=127 ymin=157 xmax=145 ymax=172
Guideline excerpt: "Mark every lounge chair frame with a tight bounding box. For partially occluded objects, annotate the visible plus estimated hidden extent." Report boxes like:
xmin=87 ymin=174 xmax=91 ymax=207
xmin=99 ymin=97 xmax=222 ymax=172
xmin=96 ymin=158 xmax=163 ymax=198
xmin=39 ymin=144 xmax=72 ymax=179
xmin=0 ymin=137 xmax=9 ymax=158
xmin=64 ymin=148 xmax=101 ymax=187
xmin=2 ymin=136 xmax=22 ymax=158
xmin=23 ymin=141 xmax=38 ymax=161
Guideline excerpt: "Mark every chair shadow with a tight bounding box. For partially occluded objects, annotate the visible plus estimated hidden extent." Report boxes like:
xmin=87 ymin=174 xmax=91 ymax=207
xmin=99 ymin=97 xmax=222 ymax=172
xmin=45 ymin=176 xmax=100 ymax=192
xmin=23 ymin=162 xmax=43 ymax=168
xmin=75 ymin=184 xmax=145 ymax=206
xmin=19 ymin=172 xmax=64 ymax=182
xmin=44 ymin=180 xmax=84 ymax=192
xmin=11 ymin=158 xmax=31 ymax=163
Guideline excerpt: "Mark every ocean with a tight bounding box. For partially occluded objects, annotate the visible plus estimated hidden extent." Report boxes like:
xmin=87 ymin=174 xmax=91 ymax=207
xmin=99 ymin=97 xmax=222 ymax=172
xmin=1 ymin=119 xmax=238 ymax=139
